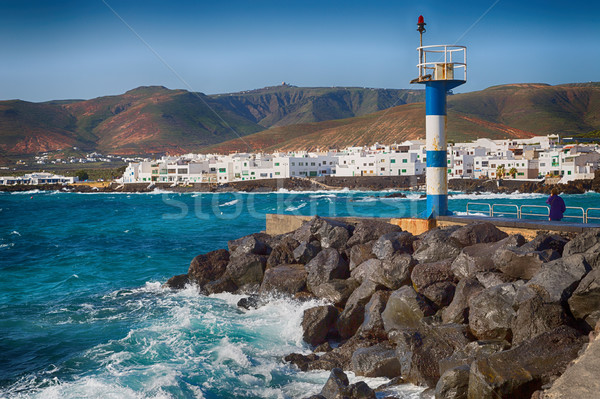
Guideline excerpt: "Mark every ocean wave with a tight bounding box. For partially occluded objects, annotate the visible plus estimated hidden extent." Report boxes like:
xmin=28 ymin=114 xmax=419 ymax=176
xmin=0 ymin=242 xmax=15 ymax=249
xmin=285 ymin=202 xmax=308 ymax=212
xmin=448 ymin=192 xmax=547 ymax=201
xmin=10 ymin=230 xmax=21 ymax=236
xmin=308 ymin=193 xmax=337 ymax=199
xmin=219 ymin=199 xmax=239 ymax=207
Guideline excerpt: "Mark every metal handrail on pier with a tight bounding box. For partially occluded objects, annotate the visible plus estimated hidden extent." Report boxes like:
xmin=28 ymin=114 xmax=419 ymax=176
xmin=465 ymin=202 xmax=592 ymax=223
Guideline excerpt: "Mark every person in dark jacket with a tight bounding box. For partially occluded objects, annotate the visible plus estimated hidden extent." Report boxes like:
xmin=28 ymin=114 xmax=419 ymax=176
xmin=546 ymin=188 xmax=566 ymax=221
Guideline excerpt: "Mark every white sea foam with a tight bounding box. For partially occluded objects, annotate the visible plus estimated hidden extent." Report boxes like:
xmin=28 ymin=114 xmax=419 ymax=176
xmin=10 ymin=230 xmax=21 ymax=236
xmin=0 ymin=243 xmax=14 ymax=249
xmin=219 ymin=199 xmax=239 ymax=207
xmin=285 ymin=202 xmax=308 ymax=212
xmin=448 ymin=191 xmax=546 ymax=201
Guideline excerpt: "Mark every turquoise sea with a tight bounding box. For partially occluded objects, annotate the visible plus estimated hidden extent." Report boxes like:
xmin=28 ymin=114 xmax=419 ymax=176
xmin=1 ymin=189 xmax=598 ymax=398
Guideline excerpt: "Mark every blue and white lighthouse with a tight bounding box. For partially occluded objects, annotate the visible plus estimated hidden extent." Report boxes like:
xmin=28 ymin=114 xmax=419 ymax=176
xmin=411 ymin=15 xmax=467 ymax=218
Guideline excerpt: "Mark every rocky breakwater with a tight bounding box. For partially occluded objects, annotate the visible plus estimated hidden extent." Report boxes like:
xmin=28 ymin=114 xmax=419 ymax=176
xmin=166 ymin=217 xmax=600 ymax=399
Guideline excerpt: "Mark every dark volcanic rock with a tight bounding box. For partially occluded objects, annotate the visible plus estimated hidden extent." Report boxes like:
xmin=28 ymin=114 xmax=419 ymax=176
xmin=412 ymin=259 xmax=456 ymax=307
xmin=228 ymin=233 xmax=272 ymax=256
xmin=267 ymin=236 xmax=300 ymax=268
xmin=523 ymin=254 xmax=590 ymax=303
xmin=305 ymin=248 xmax=349 ymax=293
xmin=164 ymin=274 xmax=189 ymax=289
xmin=293 ymin=241 xmax=321 ymax=264
xmin=308 ymin=217 xmax=354 ymax=250
xmin=358 ymin=290 xmax=391 ymax=339
xmin=284 ymin=352 xmax=318 ymax=372
xmin=346 ymin=219 xmax=402 ymax=247
xmin=468 ymin=326 xmax=586 ymax=399
xmin=372 ymin=232 xmax=414 ymax=260
xmin=302 ymin=305 xmax=340 ymax=346
xmin=468 ymin=282 xmax=522 ymax=341
xmin=337 ymin=280 xmax=381 ymax=339
xmin=237 ymin=295 xmax=262 ymax=310
xmin=188 ymin=249 xmax=230 ymax=287
xmin=568 ymin=268 xmax=600 ymax=328
xmin=312 ymin=278 xmax=359 ymax=308
xmin=348 ymin=241 xmax=376 ymax=271
xmin=309 ymin=335 xmax=380 ymax=372
xmin=435 ymin=365 xmax=470 ymax=399
xmin=319 ymin=368 xmax=376 ymax=399
xmin=351 ymin=343 xmax=401 ymax=378
xmin=512 ymin=294 xmax=569 ymax=345
xmin=259 ymin=264 xmax=307 ymax=296
xmin=382 ymin=286 xmax=436 ymax=332
xmin=442 ymin=278 xmax=484 ymax=325
xmin=494 ymin=247 xmax=559 ymax=280
xmin=204 ymin=276 xmax=237 ymax=294
xmin=520 ymin=233 xmax=569 ymax=255
xmin=391 ymin=324 xmax=471 ymax=387
xmin=413 ymin=228 xmax=462 ymax=264
xmin=448 ymin=222 xmax=508 ymax=247
xmin=563 ymin=228 xmax=600 ymax=257
xmin=226 ymin=253 xmax=267 ymax=288
xmin=351 ymin=254 xmax=415 ymax=290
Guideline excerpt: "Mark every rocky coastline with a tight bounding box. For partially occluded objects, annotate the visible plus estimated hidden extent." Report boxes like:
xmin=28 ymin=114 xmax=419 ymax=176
xmin=165 ymin=217 xmax=600 ymax=399
xmin=2 ymin=172 xmax=600 ymax=195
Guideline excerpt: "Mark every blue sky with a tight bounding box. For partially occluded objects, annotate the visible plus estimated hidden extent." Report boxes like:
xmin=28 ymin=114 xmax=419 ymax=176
xmin=1 ymin=0 xmax=599 ymax=102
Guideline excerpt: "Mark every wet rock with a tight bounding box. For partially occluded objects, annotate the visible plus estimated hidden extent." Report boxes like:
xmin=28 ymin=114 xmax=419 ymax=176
xmin=293 ymin=241 xmax=321 ymax=264
xmin=351 ymin=254 xmax=416 ymax=290
xmin=306 ymin=248 xmax=350 ymax=293
xmin=382 ymin=286 xmax=436 ymax=332
xmin=441 ymin=278 xmax=484 ymax=324
xmin=319 ymin=368 xmax=376 ymax=399
xmin=164 ymin=274 xmax=189 ymax=289
xmin=259 ymin=264 xmax=307 ymax=296
xmin=468 ymin=326 xmax=586 ymax=399
xmin=267 ymin=236 xmax=300 ymax=268
xmin=188 ymin=249 xmax=230 ymax=287
xmin=372 ymin=232 xmax=415 ymax=260
xmin=237 ymin=294 xmax=262 ymax=310
xmin=228 ymin=233 xmax=272 ymax=256
xmin=226 ymin=253 xmax=267 ymax=288
xmin=524 ymin=254 xmax=590 ymax=303
xmin=414 ymin=228 xmax=462 ymax=264
xmin=310 ymin=335 xmax=381 ymax=372
xmin=568 ymin=268 xmax=600 ymax=328
xmin=315 ymin=341 xmax=333 ymax=353
xmin=302 ymin=305 xmax=340 ymax=346
xmin=284 ymin=352 xmax=319 ymax=372
xmin=391 ymin=324 xmax=471 ymax=387
xmin=358 ymin=290 xmax=391 ymax=339
xmin=347 ymin=219 xmax=402 ymax=247
xmin=512 ymin=294 xmax=569 ymax=345
xmin=204 ymin=276 xmax=237 ymax=295
xmin=448 ymin=222 xmax=508 ymax=247
xmin=351 ymin=343 xmax=401 ymax=378
xmin=338 ymin=280 xmax=381 ymax=339
xmin=348 ymin=241 xmax=376 ymax=271
xmin=311 ymin=278 xmax=359 ymax=308
xmin=434 ymin=365 xmax=470 ymax=399
xmin=468 ymin=282 xmax=522 ymax=341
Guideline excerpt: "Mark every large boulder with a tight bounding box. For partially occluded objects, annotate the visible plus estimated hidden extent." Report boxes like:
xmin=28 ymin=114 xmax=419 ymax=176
xmin=346 ymin=219 xmax=402 ymax=247
xmin=391 ymin=323 xmax=471 ymax=387
xmin=351 ymin=254 xmax=416 ymax=290
xmin=337 ymin=280 xmax=381 ymax=339
xmin=311 ymin=278 xmax=359 ymax=308
xmin=319 ymin=368 xmax=376 ymax=399
xmin=267 ymin=236 xmax=300 ymax=268
xmin=306 ymin=217 xmax=354 ymax=250
xmin=442 ymin=278 xmax=484 ymax=324
xmin=305 ymin=248 xmax=349 ymax=293
xmin=494 ymin=247 xmax=559 ymax=280
xmin=259 ymin=264 xmax=307 ymax=296
xmin=524 ymin=254 xmax=590 ymax=303
xmin=293 ymin=241 xmax=321 ymax=264
xmin=520 ymin=233 xmax=568 ymax=255
xmin=563 ymin=228 xmax=600 ymax=257
xmin=412 ymin=259 xmax=456 ymax=307
xmin=188 ymin=249 xmax=230 ymax=287
xmin=164 ymin=274 xmax=189 ymax=289
xmin=348 ymin=241 xmax=376 ymax=271
xmin=451 ymin=234 xmax=525 ymax=280
xmin=226 ymin=253 xmax=267 ymax=289
xmin=438 ymin=339 xmax=510 ymax=377
xmin=372 ymin=232 xmax=415 ymax=260
xmin=468 ymin=282 xmax=522 ymax=341
xmin=358 ymin=290 xmax=391 ymax=339
xmin=351 ymin=343 xmax=401 ymax=378
xmin=302 ymin=305 xmax=340 ymax=346
xmin=468 ymin=326 xmax=586 ymax=399
xmin=449 ymin=222 xmax=508 ymax=247
xmin=413 ymin=228 xmax=463 ymax=264
xmin=512 ymin=293 xmax=569 ymax=345
xmin=568 ymin=268 xmax=600 ymax=328
xmin=228 ymin=233 xmax=273 ymax=256
xmin=435 ymin=365 xmax=470 ymax=399
xmin=382 ymin=286 xmax=436 ymax=332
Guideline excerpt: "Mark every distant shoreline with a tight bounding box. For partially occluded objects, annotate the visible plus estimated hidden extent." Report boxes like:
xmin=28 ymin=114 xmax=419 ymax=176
xmin=0 ymin=174 xmax=598 ymax=195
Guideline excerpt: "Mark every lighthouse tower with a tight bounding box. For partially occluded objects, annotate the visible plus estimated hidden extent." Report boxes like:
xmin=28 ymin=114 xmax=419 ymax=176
xmin=411 ymin=16 xmax=467 ymax=218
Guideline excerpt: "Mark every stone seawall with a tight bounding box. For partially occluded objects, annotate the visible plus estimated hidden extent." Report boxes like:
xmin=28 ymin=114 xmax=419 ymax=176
xmin=165 ymin=216 xmax=600 ymax=398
